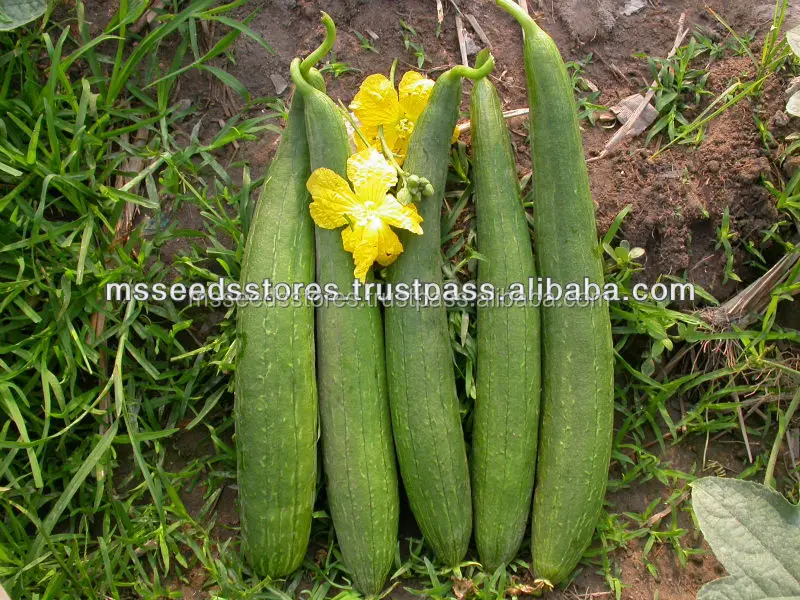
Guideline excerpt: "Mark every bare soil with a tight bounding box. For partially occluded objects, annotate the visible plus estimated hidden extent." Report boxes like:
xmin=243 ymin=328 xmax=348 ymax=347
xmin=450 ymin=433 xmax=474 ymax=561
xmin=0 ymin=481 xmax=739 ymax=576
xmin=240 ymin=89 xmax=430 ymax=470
xmin=95 ymin=0 xmax=797 ymax=597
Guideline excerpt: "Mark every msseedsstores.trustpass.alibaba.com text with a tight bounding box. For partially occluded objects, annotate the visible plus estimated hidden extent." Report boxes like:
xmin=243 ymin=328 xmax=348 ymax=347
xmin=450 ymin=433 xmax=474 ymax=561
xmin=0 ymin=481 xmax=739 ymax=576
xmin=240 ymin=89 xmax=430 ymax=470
xmin=105 ymin=277 xmax=696 ymax=308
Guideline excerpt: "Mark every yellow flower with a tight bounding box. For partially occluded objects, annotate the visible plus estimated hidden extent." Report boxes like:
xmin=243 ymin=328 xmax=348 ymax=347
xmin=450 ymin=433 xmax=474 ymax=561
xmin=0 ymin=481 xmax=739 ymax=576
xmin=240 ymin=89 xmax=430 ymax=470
xmin=307 ymin=148 xmax=424 ymax=282
xmin=349 ymin=71 xmax=435 ymax=165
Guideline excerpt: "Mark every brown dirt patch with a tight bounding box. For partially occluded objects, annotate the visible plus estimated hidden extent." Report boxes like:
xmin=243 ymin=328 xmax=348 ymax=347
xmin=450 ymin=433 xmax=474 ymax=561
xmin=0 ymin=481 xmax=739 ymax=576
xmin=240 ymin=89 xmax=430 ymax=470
xmin=588 ymin=55 xmax=782 ymax=299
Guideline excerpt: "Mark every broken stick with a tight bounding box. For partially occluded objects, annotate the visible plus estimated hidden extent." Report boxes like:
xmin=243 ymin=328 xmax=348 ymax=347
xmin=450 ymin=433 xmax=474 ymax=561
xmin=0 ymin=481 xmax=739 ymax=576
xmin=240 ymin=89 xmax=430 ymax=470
xmin=455 ymin=13 xmax=469 ymax=66
xmin=465 ymin=13 xmax=492 ymax=49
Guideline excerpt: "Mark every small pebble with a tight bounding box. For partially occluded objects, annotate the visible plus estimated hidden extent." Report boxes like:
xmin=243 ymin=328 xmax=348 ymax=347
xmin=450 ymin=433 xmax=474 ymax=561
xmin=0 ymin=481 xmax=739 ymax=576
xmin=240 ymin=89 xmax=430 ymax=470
xmin=771 ymin=110 xmax=791 ymax=128
xmin=783 ymin=155 xmax=800 ymax=176
xmin=270 ymin=73 xmax=288 ymax=96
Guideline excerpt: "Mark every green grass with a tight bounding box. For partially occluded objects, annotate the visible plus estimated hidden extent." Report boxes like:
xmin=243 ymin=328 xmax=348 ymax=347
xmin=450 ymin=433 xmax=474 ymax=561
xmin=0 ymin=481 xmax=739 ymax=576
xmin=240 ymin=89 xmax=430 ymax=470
xmin=400 ymin=19 xmax=426 ymax=69
xmin=319 ymin=53 xmax=361 ymax=78
xmin=566 ymin=53 xmax=610 ymax=125
xmin=1 ymin=1 xmax=799 ymax=599
xmin=354 ymin=30 xmax=378 ymax=54
xmin=0 ymin=1 xmax=276 ymax=597
xmin=641 ymin=35 xmax=713 ymax=143
xmin=651 ymin=0 xmax=797 ymax=155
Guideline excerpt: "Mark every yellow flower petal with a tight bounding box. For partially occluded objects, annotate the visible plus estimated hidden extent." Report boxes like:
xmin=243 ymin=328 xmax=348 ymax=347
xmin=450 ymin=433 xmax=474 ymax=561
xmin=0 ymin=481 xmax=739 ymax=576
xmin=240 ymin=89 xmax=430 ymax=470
xmin=398 ymin=71 xmax=435 ymax=122
xmin=341 ymin=220 xmax=407 ymax=279
xmin=374 ymin=223 xmax=404 ymax=267
xmin=374 ymin=194 xmax=423 ymax=235
xmin=384 ymin=126 xmax=404 ymax=164
xmin=342 ymin=224 xmax=379 ymax=282
xmin=341 ymin=224 xmax=358 ymax=254
xmin=307 ymin=168 xmax=358 ymax=229
xmin=347 ymin=148 xmax=397 ymax=201
xmin=350 ymin=74 xmax=402 ymax=128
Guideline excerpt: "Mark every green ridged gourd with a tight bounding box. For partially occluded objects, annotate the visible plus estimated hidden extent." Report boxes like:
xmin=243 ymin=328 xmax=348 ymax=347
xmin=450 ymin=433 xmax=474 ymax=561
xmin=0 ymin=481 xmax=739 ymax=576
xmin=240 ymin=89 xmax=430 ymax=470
xmin=469 ymin=48 xmax=541 ymax=572
xmin=384 ymin=54 xmax=495 ymax=566
xmin=289 ymin=14 xmax=398 ymax=597
xmin=235 ymin=66 xmax=327 ymax=577
xmin=497 ymin=0 xmax=615 ymax=586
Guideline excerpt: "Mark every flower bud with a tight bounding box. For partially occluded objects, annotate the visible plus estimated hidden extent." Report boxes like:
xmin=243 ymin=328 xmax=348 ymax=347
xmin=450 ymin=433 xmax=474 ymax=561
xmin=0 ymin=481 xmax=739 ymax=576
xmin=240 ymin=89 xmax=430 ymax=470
xmin=397 ymin=187 xmax=413 ymax=205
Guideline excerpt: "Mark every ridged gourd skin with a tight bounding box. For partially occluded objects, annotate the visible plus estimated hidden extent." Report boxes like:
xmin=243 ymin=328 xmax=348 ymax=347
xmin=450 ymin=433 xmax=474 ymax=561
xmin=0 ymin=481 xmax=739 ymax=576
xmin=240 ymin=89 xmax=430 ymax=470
xmin=290 ymin=48 xmax=399 ymax=597
xmin=469 ymin=53 xmax=541 ymax=573
xmin=384 ymin=56 xmax=494 ymax=566
xmin=497 ymin=0 xmax=615 ymax=586
xmin=235 ymin=90 xmax=317 ymax=578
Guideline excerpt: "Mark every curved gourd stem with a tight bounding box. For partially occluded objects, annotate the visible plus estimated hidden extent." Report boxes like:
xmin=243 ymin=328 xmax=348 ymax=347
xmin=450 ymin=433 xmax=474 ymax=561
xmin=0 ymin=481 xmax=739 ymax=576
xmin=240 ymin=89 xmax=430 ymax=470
xmin=445 ymin=51 xmax=495 ymax=81
xmin=495 ymin=0 xmax=542 ymax=37
xmin=299 ymin=12 xmax=336 ymax=77
xmin=290 ymin=57 xmax=317 ymax=97
xmin=306 ymin=67 xmax=326 ymax=93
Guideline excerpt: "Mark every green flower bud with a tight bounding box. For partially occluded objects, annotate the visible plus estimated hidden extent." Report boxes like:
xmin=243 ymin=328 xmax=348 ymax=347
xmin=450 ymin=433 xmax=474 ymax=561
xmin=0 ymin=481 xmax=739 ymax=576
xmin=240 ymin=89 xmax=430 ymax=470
xmin=397 ymin=187 xmax=413 ymax=205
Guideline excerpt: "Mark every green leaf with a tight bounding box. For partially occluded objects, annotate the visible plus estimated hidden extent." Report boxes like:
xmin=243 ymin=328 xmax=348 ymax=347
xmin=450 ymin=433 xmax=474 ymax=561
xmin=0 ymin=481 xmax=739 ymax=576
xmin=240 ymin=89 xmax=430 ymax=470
xmin=691 ymin=477 xmax=800 ymax=600
xmin=198 ymin=65 xmax=250 ymax=101
xmin=0 ymin=161 xmax=23 ymax=177
xmin=0 ymin=0 xmax=46 ymax=31
xmin=787 ymin=25 xmax=800 ymax=58
xmin=207 ymin=14 xmax=273 ymax=54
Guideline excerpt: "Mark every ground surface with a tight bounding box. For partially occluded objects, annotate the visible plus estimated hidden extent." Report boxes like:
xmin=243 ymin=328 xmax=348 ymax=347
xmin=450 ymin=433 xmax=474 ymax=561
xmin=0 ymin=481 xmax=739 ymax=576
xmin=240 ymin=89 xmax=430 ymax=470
xmin=17 ymin=0 xmax=797 ymax=598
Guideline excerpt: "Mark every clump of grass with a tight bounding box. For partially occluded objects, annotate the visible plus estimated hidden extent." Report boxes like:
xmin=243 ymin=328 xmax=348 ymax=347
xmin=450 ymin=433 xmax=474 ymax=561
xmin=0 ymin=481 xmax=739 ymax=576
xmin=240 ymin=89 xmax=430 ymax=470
xmin=0 ymin=1 xmax=275 ymax=597
xmin=652 ymin=0 xmax=797 ymax=155
xmin=400 ymin=19 xmax=426 ymax=68
xmin=320 ymin=53 xmax=362 ymax=78
xmin=641 ymin=35 xmax=713 ymax=143
xmin=566 ymin=53 xmax=609 ymax=125
xmin=354 ymin=30 xmax=378 ymax=54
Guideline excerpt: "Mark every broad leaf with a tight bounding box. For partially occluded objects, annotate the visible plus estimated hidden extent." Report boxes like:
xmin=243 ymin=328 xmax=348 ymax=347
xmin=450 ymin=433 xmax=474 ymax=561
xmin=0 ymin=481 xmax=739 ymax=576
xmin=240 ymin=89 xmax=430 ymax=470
xmin=787 ymin=91 xmax=800 ymax=118
xmin=691 ymin=477 xmax=800 ymax=600
xmin=789 ymin=25 xmax=800 ymax=58
xmin=0 ymin=0 xmax=46 ymax=31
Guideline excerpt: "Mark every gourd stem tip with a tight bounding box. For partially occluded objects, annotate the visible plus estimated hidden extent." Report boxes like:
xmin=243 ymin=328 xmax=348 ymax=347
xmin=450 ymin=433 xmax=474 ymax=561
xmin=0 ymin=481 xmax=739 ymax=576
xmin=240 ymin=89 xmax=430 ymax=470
xmin=447 ymin=51 xmax=495 ymax=81
xmin=299 ymin=11 xmax=337 ymax=75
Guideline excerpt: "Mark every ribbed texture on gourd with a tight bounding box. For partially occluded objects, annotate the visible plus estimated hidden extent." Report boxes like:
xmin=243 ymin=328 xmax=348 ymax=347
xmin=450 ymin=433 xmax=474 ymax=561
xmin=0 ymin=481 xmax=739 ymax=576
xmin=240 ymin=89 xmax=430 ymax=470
xmin=470 ymin=73 xmax=541 ymax=573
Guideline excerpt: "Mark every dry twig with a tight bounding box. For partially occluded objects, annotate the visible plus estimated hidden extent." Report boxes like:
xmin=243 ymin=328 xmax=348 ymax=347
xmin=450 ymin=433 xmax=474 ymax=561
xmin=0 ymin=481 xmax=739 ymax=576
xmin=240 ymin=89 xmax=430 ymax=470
xmin=130 ymin=0 xmax=165 ymax=34
xmin=455 ymin=13 xmax=468 ymax=66
xmin=592 ymin=48 xmax=630 ymax=82
xmin=464 ymin=13 xmax=492 ymax=48
xmin=706 ymin=248 xmax=800 ymax=328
